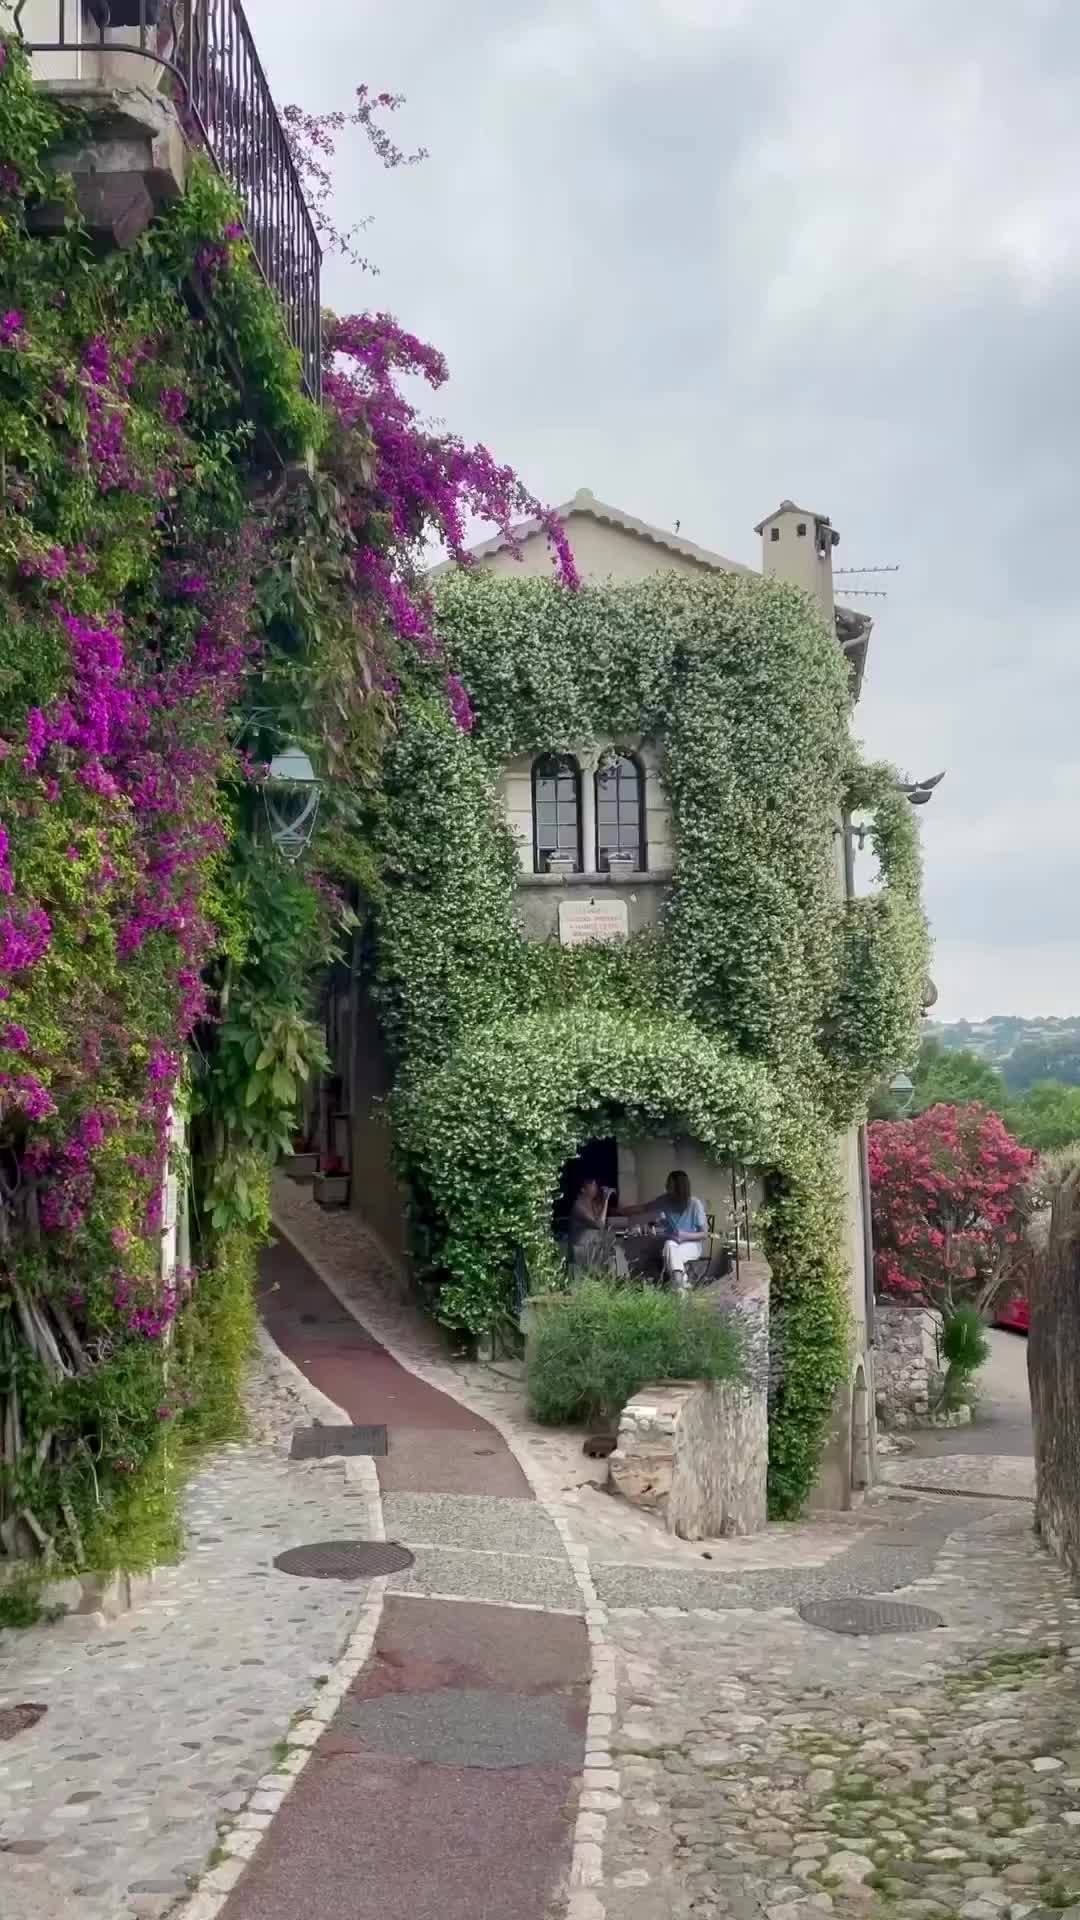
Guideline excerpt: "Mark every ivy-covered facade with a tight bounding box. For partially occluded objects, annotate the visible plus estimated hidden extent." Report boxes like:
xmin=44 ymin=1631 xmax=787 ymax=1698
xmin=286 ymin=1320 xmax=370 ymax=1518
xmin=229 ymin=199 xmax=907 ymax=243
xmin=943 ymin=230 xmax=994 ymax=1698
xmin=334 ymin=492 xmax=929 ymax=1517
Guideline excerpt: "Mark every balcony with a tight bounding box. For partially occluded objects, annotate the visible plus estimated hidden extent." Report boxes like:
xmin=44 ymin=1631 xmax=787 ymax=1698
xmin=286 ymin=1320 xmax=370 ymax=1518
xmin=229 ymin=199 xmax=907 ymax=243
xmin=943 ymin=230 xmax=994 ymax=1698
xmin=13 ymin=0 xmax=321 ymax=399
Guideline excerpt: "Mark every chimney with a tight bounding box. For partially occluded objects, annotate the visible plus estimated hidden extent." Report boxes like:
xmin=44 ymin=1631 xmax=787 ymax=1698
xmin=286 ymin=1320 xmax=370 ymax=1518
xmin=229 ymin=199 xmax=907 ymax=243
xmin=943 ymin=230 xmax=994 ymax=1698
xmin=754 ymin=499 xmax=840 ymax=626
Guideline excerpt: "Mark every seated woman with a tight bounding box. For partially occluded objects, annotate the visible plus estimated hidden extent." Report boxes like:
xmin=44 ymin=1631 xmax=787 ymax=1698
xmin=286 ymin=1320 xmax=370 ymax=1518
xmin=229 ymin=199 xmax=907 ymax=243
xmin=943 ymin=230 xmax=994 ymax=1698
xmin=567 ymin=1177 xmax=627 ymax=1278
xmin=619 ymin=1169 xmax=708 ymax=1293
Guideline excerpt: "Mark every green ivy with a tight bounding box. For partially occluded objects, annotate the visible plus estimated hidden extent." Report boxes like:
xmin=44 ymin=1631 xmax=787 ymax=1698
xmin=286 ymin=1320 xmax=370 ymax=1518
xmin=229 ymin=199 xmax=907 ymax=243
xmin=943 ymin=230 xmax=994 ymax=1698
xmin=372 ymin=568 xmax=928 ymax=1513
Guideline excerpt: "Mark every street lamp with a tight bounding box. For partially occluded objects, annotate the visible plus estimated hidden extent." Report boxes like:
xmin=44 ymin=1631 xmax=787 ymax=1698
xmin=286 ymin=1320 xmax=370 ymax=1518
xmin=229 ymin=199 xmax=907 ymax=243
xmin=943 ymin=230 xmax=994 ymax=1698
xmin=264 ymin=745 xmax=320 ymax=862
xmin=889 ymin=1072 xmax=915 ymax=1114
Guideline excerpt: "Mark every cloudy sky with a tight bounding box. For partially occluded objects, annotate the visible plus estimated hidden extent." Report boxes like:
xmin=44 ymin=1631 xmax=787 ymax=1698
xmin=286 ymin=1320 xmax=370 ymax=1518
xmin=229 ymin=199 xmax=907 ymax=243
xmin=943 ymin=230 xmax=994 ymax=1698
xmin=253 ymin=0 xmax=1080 ymax=1024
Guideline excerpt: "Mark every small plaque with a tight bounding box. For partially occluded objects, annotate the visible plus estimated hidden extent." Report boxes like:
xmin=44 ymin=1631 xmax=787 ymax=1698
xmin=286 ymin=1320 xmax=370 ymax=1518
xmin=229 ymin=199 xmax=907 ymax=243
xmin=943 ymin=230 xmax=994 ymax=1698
xmin=558 ymin=898 xmax=630 ymax=947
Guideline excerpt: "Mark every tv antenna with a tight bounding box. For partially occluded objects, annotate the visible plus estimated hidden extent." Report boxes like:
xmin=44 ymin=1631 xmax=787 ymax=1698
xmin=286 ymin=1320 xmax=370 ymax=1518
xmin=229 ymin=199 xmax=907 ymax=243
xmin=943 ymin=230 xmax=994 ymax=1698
xmin=834 ymin=562 xmax=899 ymax=601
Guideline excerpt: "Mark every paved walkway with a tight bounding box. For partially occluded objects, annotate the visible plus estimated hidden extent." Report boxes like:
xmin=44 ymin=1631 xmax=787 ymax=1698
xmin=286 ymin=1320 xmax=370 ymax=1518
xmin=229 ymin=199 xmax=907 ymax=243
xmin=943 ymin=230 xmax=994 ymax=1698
xmin=220 ymin=1236 xmax=591 ymax=1920
xmin=1 ymin=1185 xmax=1078 ymax=1920
xmin=905 ymin=1329 xmax=1034 ymax=1463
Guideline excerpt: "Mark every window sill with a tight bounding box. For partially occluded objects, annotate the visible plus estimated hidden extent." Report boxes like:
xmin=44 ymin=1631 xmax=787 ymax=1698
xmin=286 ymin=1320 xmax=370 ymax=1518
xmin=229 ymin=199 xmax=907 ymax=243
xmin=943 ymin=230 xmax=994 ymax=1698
xmin=517 ymin=869 xmax=670 ymax=888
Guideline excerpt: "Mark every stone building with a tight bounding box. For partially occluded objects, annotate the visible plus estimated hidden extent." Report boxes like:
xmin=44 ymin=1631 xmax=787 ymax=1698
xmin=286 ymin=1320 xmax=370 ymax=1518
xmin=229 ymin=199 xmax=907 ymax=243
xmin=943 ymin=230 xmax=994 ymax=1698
xmin=322 ymin=488 xmax=883 ymax=1510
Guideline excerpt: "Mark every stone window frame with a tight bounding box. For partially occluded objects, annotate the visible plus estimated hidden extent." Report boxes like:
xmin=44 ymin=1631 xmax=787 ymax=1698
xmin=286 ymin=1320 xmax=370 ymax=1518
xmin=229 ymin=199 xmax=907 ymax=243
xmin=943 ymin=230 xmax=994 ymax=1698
xmin=531 ymin=752 xmax=583 ymax=873
xmin=595 ymin=750 xmax=646 ymax=872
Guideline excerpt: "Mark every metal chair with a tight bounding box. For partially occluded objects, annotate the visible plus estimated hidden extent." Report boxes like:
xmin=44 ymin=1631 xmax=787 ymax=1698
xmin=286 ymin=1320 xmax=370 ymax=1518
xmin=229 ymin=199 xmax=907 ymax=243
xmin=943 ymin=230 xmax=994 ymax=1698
xmin=686 ymin=1235 xmax=733 ymax=1291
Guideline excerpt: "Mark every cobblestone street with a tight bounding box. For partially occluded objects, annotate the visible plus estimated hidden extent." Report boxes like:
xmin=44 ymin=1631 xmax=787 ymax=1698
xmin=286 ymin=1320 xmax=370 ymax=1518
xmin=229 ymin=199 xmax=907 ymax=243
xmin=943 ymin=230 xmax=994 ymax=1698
xmin=0 ymin=1338 xmax=374 ymax=1920
xmin=601 ymin=1507 xmax=1080 ymax=1920
xmin=0 ymin=1190 xmax=1076 ymax=1920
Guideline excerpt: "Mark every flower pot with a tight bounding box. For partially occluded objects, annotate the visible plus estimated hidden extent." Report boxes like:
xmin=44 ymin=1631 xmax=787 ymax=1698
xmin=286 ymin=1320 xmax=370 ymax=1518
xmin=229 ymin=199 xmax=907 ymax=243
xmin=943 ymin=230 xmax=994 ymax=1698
xmin=604 ymin=852 xmax=637 ymax=880
xmin=545 ymin=851 xmax=577 ymax=878
xmin=283 ymin=1152 xmax=318 ymax=1182
xmin=314 ymin=1172 xmax=349 ymax=1210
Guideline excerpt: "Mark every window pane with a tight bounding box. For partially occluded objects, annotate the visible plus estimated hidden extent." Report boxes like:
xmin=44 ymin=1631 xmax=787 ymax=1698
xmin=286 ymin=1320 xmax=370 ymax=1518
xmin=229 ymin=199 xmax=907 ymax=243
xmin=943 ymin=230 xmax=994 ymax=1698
xmin=537 ymin=801 xmax=557 ymax=827
xmin=598 ymin=800 xmax=618 ymax=825
xmin=619 ymin=825 xmax=641 ymax=852
xmin=557 ymin=801 xmax=577 ymax=825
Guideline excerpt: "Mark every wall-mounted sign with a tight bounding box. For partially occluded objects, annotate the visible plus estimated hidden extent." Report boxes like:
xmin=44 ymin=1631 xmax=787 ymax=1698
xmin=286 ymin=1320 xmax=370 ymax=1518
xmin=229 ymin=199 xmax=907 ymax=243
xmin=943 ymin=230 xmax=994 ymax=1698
xmin=558 ymin=898 xmax=630 ymax=947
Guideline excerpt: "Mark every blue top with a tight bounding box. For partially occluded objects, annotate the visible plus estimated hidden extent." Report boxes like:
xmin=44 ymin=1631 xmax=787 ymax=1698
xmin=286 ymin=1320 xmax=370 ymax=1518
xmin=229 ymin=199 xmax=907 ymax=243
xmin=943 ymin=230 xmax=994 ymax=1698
xmin=656 ymin=1196 xmax=707 ymax=1237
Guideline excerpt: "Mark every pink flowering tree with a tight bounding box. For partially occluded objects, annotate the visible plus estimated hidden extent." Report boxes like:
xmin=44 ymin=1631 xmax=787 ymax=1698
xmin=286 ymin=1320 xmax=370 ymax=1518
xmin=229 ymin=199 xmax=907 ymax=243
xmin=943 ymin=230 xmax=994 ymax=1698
xmin=280 ymin=94 xmax=579 ymax=737
xmin=868 ymin=1103 xmax=1034 ymax=1315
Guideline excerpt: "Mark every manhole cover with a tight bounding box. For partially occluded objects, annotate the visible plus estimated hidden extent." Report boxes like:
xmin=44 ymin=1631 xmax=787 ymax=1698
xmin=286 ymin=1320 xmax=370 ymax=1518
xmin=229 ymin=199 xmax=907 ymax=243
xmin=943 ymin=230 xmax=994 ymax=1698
xmin=290 ymin=1425 xmax=388 ymax=1460
xmin=799 ymin=1598 xmax=945 ymax=1637
xmin=273 ymin=1541 xmax=414 ymax=1580
xmin=0 ymin=1703 xmax=47 ymax=1741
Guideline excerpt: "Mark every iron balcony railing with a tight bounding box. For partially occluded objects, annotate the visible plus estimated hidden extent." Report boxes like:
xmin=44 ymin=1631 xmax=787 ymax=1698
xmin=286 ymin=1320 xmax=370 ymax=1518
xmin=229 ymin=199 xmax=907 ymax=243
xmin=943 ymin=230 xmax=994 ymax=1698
xmin=15 ymin=0 xmax=322 ymax=399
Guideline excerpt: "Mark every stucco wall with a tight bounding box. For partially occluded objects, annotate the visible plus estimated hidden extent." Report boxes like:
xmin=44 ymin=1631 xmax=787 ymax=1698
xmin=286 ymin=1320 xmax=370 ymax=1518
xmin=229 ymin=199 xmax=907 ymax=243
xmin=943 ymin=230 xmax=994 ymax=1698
xmin=617 ymin=1138 xmax=763 ymax=1234
xmin=483 ymin=511 xmax=731 ymax=586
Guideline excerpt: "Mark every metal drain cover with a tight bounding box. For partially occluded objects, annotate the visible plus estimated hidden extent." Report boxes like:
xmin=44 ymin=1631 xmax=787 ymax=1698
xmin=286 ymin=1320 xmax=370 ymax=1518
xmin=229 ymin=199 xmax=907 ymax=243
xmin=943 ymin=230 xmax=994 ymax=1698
xmin=273 ymin=1541 xmax=414 ymax=1580
xmin=0 ymin=1703 xmax=47 ymax=1741
xmin=290 ymin=1425 xmax=388 ymax=1460
xmin=799 ymin=1597 xmax=945 ymax=1637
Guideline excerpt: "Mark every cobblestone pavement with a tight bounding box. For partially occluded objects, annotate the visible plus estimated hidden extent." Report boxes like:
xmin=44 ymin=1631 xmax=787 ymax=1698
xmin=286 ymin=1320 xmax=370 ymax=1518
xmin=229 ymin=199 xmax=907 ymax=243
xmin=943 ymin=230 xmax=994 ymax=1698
xmin=0 ymin=1338 xmax=373 ymax=1920
xmin=600 ymin=1505 xmax=1080 ymax=1920
xmin=3 ymin=1186 xmax=1077 ymax=1920
xmin=879 ymin=1454 xmax=1035 ymax=1501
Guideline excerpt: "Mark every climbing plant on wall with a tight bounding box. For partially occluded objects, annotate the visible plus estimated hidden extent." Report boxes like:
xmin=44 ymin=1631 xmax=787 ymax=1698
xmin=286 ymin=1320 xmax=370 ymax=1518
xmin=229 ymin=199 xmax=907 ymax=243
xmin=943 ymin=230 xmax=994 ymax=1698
xmin=374 ymin=567 xmax=929 ymax=1515
xmin=0 ymin=33 xmax=338 ymax=1570
xmin=0 ymin=38 xmax=586 ymax=1575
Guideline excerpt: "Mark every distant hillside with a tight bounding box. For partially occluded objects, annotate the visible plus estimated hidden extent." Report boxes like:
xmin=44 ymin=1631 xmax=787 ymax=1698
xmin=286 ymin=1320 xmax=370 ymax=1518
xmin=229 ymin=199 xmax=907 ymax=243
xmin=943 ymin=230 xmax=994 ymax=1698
xmin=924 ymin=1015 xmax=1080 ymax=1091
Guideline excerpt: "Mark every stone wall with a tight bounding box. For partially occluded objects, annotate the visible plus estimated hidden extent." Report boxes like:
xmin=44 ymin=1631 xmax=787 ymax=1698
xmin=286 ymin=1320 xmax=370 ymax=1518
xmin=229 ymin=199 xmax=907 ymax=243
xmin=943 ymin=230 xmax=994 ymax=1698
xmin=874 ymin=1303 xmax=944 ymax=1429
xmin=609 ymin=1258 xmax=770 ymax=1538
xmin=1029 ymin=1162 xmax=1080 ymax=1579
xmin=610 ymin=1377 xmax=768 ymax=1539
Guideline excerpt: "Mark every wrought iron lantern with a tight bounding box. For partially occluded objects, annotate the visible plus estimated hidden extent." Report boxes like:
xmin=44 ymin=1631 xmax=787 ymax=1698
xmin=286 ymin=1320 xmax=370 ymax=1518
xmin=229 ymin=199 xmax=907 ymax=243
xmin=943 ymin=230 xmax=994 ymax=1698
xmin=889 ymin=1072 xmax=915 ymax=1113
xmin=264 ymin=745 xmax=320 ymax=862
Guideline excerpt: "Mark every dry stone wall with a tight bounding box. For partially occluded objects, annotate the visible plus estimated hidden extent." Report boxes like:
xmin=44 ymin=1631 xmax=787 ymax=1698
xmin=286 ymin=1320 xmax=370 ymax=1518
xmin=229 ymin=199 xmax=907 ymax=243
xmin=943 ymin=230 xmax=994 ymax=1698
xmin=609 ymin=1257 xmax=769 ymax=1538
xmin=874 ymin=1302 xmax=944 ymax=1428
xmin=1030 ymin=1165 xmax=1080 ymax=1578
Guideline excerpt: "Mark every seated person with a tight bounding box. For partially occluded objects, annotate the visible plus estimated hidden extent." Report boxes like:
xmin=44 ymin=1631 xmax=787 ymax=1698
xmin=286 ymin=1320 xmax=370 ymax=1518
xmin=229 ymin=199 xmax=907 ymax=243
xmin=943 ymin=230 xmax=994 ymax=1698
xmin=567 ymin=1177 xmax=627 ymax=1278
xmin=619 ymin=1169 xmax=708 ymax=1292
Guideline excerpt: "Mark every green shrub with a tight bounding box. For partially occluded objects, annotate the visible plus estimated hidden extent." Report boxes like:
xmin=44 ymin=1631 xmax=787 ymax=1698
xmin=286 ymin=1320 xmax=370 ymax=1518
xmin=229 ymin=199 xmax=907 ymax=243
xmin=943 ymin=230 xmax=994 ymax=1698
xmin=938 ymin=1303 xmax=991 ymax=1410
xmin=176 ymin=1219 xmax=262 ymax=1453
xmin=526 ymin=1279 xmax=743 ymax=1427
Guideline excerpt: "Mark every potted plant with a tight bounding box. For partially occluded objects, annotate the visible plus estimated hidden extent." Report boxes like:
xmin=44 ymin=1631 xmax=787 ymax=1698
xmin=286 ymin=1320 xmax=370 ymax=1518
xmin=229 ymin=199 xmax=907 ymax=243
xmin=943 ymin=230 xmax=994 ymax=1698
xmin=546 ymin=849 xmax=577 ymax=878
xmin=605 ymin=849 xmax=637 ymax=880
xmin=314 ymin=1155 xmax=350 ymax=1209
xmin=283 ymin=1133 xmax=319 ymax=1182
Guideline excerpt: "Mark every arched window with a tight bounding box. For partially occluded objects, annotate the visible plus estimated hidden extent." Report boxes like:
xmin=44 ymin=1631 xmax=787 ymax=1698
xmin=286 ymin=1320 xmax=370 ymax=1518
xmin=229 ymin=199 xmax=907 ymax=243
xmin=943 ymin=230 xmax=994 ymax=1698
xmin=532 ymin=754 xmax=582 ymax=873
xmin=595 ymin=753 xmax=645 ymax=871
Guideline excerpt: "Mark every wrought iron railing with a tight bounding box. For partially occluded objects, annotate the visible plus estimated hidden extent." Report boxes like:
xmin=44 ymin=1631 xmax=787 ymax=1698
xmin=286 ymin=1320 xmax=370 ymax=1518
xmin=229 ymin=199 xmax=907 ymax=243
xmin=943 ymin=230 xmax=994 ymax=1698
xmin=14 ymin=0 xmax=322 ymax=399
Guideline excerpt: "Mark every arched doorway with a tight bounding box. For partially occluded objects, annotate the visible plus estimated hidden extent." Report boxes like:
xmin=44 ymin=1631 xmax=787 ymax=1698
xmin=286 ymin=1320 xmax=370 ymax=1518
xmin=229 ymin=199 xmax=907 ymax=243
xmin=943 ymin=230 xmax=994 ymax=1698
xmin=554 ymin=1135 xmax=618 ymax=1235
